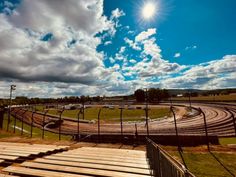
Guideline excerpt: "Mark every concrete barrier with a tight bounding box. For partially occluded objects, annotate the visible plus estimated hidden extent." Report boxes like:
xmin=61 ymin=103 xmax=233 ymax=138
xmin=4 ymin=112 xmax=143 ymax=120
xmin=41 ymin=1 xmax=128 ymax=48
xmin=78 ymin=134 xmax=219 ymax=146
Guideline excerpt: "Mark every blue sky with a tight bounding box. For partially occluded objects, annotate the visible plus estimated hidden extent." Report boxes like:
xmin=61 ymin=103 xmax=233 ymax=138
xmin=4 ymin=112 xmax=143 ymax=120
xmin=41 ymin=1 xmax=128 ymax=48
xmin=0 ymin=0 xmax=235 ymax=97
xmin=101 ymin=0 xmax=236 ymax=64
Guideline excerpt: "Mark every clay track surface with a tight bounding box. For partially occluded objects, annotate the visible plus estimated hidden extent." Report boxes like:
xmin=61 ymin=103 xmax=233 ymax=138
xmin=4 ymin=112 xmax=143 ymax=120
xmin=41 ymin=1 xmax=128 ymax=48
xmin=11 ymin=103 xmax=236 ymax=137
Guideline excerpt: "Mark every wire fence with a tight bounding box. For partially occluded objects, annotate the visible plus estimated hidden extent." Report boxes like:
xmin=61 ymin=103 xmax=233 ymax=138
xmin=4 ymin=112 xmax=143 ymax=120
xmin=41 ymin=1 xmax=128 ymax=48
xmin=146 ymin=138 xmax=195 ymax=177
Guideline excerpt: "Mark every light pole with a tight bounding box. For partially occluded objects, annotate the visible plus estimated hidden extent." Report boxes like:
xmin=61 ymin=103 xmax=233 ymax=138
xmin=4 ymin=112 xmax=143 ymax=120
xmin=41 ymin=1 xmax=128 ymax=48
xmin=7 ymin=85 xmax=16 ymax=131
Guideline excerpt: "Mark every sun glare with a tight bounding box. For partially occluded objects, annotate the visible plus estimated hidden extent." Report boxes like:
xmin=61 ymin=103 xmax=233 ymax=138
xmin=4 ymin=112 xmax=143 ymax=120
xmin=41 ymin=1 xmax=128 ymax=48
xmin=142 ymin=2 xmax=156 ymax=19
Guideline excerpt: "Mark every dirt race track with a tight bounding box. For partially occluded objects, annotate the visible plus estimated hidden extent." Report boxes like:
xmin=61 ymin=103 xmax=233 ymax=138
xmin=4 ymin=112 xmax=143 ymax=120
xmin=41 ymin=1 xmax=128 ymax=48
xmin=11 ymin=102 xmax=236 ymax=137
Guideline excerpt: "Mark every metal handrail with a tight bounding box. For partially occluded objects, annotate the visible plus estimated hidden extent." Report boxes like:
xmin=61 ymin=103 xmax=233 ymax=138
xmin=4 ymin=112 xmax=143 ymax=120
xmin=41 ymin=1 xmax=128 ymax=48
xmin=146 ymin=138 xmax=195 ymax=177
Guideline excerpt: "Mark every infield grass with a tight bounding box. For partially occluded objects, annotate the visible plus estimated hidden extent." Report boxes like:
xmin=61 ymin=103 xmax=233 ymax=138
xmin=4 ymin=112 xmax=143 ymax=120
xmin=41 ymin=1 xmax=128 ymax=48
xmin=36 ymin=106 xmax=171 ymax=122
xmin=1 ymin=113 xmax=71 ymax=140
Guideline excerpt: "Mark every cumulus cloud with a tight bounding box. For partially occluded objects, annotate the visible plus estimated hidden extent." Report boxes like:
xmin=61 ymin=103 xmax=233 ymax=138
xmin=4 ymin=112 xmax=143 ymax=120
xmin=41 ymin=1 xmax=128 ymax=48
xmin=161 ymin=55 xmax=236 ymax=89
xmin=124 ymin=37 xmax=141 ymax=50
xmin=122 ymin=28 xmax=184 ymax=79
xmin=135 ymin=28 xmax=156 ymax=42
xmin=0 ymin=1 xmax=235 ymax=97
xmin=174 ymin=53 xmax=181 ymax=58
xmin=111 ymin=8 xmax=125 ymax=19
xmin=0 ymin=0 xmax=117 ymax=85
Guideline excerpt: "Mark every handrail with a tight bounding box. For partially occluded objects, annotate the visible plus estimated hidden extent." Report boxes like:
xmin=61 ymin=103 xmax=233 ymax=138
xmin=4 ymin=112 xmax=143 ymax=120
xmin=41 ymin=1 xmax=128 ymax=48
xmin=146 ymin=137 xmax=195 ymax=177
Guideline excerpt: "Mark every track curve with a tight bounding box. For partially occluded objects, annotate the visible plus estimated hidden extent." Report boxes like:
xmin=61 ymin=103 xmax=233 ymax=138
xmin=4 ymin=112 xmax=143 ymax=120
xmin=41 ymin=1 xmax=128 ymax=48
xmin=11 ymin=102 xmax=236 ymax=137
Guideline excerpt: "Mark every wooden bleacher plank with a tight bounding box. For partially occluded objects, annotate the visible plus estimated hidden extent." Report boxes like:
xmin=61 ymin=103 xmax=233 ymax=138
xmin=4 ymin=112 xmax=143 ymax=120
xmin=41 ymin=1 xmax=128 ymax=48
xmin=21 ymin=162 xmax=151 ymax=177
xmin=62 ymin=151 xmax=147 ymax=160
xmin=44 ymin=155 xmax=149 ymax=169
xmin=0 ymin=174 xmax=19 ymax=177
xmin=34 ymin=158 xmax=150 ymax=175
xmin=2 ymin=166 xmax=90 ymax=177
xmin=0 ymin=142 xmax=68 ymax=149
xmin=0 ymin=143 xmax=57 ymax=148
xmin=74 ymin=148 xmax=146 ymax=157
xmin=0 ymin=149 xmax=40 ymax=155
xmin=0 ymin=145 xmax=56 ymax=151
xmin=81 ymin=147 xmax=146 ymax=154
xmin=0 ymin=146 xmax=53 ymax=153
xmin=53 ymin=153 xmax=148 ymax=165
xmin=0 ymin=152 xmax=31 ymax=158
xmin=0 ymin=155 xmax=18 ymax=161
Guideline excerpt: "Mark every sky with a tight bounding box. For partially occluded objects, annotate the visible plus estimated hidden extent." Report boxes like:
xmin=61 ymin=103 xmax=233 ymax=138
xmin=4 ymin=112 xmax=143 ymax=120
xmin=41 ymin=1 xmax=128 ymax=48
xmin=0 ymin=0 xmax=235 ymax=98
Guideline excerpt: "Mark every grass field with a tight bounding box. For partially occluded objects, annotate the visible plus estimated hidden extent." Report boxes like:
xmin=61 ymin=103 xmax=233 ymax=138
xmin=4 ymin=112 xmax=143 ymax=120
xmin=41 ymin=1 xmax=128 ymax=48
xmin=219 ymin=137 xmax=236 ymax=145
xmin=1 ymin=114 xmax=71 ymax=140
xmin=170 ymin=151 xmax=236 ymax=177
xmin=172 ymin=94 xmax=236 ymax=101
xmin=35 ymin=106 xmax=171 ymax=122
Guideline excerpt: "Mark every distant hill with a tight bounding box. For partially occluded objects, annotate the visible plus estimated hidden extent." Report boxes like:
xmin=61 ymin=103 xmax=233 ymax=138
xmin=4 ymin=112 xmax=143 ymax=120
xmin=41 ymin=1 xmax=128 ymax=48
xmin=167 ymin=88 xmax=236 ymax=96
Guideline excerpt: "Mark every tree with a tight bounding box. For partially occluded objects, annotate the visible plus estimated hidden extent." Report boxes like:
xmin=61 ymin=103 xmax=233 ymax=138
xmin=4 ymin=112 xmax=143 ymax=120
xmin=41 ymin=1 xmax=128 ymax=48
xmin=148 ymin=88 xmax=158 ymax=102
xmin=134 ymin=89 xmax=145 ymax=102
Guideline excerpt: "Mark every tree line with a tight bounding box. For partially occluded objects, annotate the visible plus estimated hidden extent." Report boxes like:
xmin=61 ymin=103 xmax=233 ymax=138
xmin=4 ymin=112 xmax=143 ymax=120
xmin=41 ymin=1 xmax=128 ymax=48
xmin=134 ymin=88 xmax=169 ymax=103
xmin=0 ymin=95 xmax=102 ymax=107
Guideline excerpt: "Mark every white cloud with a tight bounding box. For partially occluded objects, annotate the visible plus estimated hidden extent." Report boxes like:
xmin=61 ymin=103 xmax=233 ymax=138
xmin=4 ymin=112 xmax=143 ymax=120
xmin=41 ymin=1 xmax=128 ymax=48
xmin=161 ymin=55 xmax=236 ymax=89
xmin=104 ymin=41 xmax=112 ymax=45
xmin=124 ymin=37 xmax=141 ymax=50
xmin=109 ymin=8 xmax=125 ymax=33
xmin=109 ymin=57 xmax=115 ymax=64
xmin=114 ymin=46 xmax=126 ymax=61
xmin=0 ymin=1 xmax=235 ymax=97
xmin=185 ymin=45 xmax=197 ymax=50
xmin=129 ymin=59 xmax=137 ymax=64
xmin=0 ymin=0 xmax=118 ymax=86
xmin=111 ymin=8 xmax=125 ymax=19
xmin=174 ymin=53 xmax=181 ymax=58
xmin=135 ymin=28 xmax=156 ymax=42
xmin=121 ymin=28 xmax=184 ymax=80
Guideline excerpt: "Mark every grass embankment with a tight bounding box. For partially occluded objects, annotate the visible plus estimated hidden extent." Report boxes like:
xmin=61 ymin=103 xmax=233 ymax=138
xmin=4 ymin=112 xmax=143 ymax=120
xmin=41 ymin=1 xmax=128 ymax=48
xmin=172 ymin=94 xmax=236 ymax=102
xmin=36 ymin=106 xmax=171 ymax=122
xmin=219 ymin=137 xmax=236 ymax=145
xmin=170 ymin=151 xmax=236 ymax=177
xmin=166 ymin=137 xmax=236 ymax=177
xmin=1 ymin=114 xmax=71 ymax=140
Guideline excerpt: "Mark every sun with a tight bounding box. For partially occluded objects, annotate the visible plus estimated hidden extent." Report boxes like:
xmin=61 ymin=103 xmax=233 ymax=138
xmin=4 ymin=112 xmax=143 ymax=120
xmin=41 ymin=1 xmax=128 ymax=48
xmin=142 ymin=2 xmax=156 ymax=19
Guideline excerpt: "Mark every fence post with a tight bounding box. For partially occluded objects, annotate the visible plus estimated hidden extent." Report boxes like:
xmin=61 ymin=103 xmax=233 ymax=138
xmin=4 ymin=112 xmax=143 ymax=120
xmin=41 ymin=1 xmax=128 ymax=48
xmin=199 ymin=108 xmax=210 ymax=151
xmin=225 ymin=107 xmax=236 ymax=136
xmin=59 ymin=108 xmax=65 ymax=141
xmin=188 ymin=91 xmax=192 ymax=107
xmin=21 ymin=111 xmax=24 ymax=135
xmin=77 ymin=108 xmax=82 ymax=141
xmin=120 ymin=108 xmax=123 ymax=136
xmin=170 ymin=106 xmax=181 ymax=150
xmin=13 ymin=110 xmax=17 ymax=133
xmin=0 ymin=108 xmax=4 ymax=129
xmin=97 ymin=108 xmax=102 ymax=142
xmin=30 ymin=110 xmax=35 ymax=138
xmin=20 ymin=110 xmax=27 ymax=136
xmin=82 ymin=102 xmax=85 ymax=120
xmin=145 ymin=89 xmax=149 ymax=136
xmin=42 ymin=110 xmax=49 ymax=139
xmin=13 ymin=109 xmax=21 ymax=133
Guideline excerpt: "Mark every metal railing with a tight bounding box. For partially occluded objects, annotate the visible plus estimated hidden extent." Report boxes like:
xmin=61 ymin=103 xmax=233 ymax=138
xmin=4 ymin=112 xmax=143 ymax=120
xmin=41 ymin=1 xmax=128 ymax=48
xmin=146 ymin=138 xmax=195 ymax=177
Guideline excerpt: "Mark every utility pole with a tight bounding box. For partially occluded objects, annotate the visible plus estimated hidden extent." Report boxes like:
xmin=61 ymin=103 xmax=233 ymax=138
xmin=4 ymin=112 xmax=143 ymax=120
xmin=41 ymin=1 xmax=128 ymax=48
xmin=7 ymin=85 xmax=16 ymax=131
